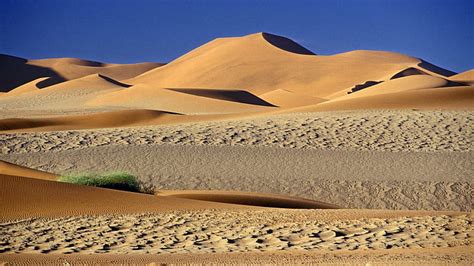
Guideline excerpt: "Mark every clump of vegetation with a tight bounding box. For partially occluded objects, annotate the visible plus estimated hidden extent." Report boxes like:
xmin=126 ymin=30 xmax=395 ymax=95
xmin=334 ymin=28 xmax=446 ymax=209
xmin=59 ymin=172 xmax=142 ymax=193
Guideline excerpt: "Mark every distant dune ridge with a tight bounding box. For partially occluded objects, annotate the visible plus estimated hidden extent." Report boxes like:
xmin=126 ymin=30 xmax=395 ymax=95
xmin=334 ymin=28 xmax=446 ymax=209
xmin=0 ymin=32 xmax=472 ymax=131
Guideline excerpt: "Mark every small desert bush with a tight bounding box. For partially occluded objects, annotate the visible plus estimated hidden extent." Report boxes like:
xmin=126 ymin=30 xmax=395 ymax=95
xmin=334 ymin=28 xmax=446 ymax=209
xmin=59 ymin=172 xmax=142 ymax=193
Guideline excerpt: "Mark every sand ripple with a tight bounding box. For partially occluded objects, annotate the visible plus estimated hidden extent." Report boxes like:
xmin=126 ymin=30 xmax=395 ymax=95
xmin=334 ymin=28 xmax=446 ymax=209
xmin=1 ymin=211 xmax=472 ymax=255
xmin=1 ymin=111 xmax=472 ymax=154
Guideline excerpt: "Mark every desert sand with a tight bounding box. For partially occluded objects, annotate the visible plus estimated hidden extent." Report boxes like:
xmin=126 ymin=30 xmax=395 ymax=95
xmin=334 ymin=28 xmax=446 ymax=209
xmin=0 ymin=32 xmax=473 ymax=264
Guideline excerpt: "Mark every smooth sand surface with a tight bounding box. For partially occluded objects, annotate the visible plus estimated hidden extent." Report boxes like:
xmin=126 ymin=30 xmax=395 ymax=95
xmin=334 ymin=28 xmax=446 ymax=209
xmin=291 ymin=86 xmax=474 ymax=112
xmin=27 ymin=57 xmax=164 ymax=81
xmin=0 ymin=109 xmax=183 ymax=131
xmin=130 ymin=33 xmax=425 ymax=99
xmin=0 ymin=54 xmax=162 ymax=93
xmin=88 ymin=84 xmax=275 ymax=115
xmin=0 ymin=174 xmax=251 ymax=220
xmin=449 ymin=69 xmax=474 ymax=84
xmin=0 ymin=160 xmax=57 ymax=181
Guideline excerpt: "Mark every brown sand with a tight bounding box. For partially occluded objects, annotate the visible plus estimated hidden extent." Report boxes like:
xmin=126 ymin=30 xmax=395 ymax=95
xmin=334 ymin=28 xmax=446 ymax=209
xmin=0 ymin=160 xmax=57 ymax=181
xmin=1 ymin=32 xmax=473 ymax=264
xmin=449 ymin=69 xmax=474 ymax=84
xmin=1 ymin=247 xmax=473 ymax=265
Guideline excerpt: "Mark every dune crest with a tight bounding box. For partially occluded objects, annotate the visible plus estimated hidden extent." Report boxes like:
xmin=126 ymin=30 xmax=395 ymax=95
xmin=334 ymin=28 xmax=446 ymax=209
xmin=129 ymin=33 xmax=423 ymax=98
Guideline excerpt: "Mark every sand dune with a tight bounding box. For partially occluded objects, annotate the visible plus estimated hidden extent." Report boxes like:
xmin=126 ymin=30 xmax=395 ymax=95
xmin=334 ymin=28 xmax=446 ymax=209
xmin=449 ymin=69 xmax=474 ymax=84
xmin=130 ymin=32 xmax=426 ymax=98
xmin=0 ymin=174 xmax=250 ymax=220
xmin=291 ymin=86 xmax=474 ymax=112
xmin=0 ymin=109 xmax=184 ymax=132
xmin=0 ymin=160 xmax=57 ymax=181
xmin=331 ymin=75 xmax=459 ymax=101
xmin=3 ymin=77 xmax=56 ymax=97
xmin=28 ymin=57 xmax=164 ymax=81
xmin=0 ymin=54 xmax=162 ymax=93
xmin=89 ymin=84 xmax=275 ymax=114
xmin=0 ymin=74 xmax=130 ymax=112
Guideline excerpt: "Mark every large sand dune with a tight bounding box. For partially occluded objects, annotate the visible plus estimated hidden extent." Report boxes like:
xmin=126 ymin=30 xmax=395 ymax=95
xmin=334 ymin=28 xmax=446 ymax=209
xmin=130 ymin=33 xmax=427 ymax=99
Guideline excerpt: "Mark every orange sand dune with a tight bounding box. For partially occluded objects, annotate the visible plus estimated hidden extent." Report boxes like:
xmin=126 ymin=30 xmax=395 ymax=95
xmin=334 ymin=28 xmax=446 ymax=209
xmin=130 ymin=32 xmax=445 ymax=99
xmin=290 ymin=86 xmax=474 ymax=112
xmin=0 ymin=160 xmax=57 ymax=181
xmin=449 ymin=69 xmax=474 ymax=84
xmin=330 ymin=75 xmax=459 ymax=102
xmin=3 ymin=77 xmax=51 ymax=96
xmin=0 ymin=164 xmax=338 ymax=220
xmin=0 ymin=54 xmax=163 ymax=92
xmin=89 ymin=84 xmax=275 ymax=114
xmin=0 ymin=109 xmax=183 ymax=132
xmin=29 ymin=57 xmax=164 ymax=81
xmin=0 ymin=174 xmax=251 ymax=220
xmin=33 ymin=73 xmax=130 ymax=94
xmin=0 ymin=74 xmax=133 ymax=111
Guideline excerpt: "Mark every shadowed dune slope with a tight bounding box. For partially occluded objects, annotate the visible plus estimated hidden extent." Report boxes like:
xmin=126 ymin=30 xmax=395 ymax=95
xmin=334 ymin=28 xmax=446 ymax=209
xmin=390 ymin=67 xmax=429 ymax=79
xmin=0 ymin=54 xmax=66 ymax=92
xmin=261 ymin=32 xmax=316 ymax=55
xmin=24 ymin=73 xmax=130 ymax=94
xmin=130 ymin=32 xmax=430 ymax=98
xmin=28 ymin=57 xmax=164 ymax=81
xmin=4 ymin=77 xmax=50 ymax=96
xmin=89 ymin=84 xmax=275 ymax=114
xmin=0 ymin=54 xmax=163 ymax=92
xmin=0 ymin=109 xmax=183 ymax=132
xmin=290 ymin=86 xmax=474 ymax=112
xmin=0 ymin=74 xmax=133 ymax=111
xmin=157 ymin=190 xmax=338 ymax=209
xmin=0 ymin=160 xmax=57 ymax=181
xmin=168 ymin=88 xmax=276 ymax=106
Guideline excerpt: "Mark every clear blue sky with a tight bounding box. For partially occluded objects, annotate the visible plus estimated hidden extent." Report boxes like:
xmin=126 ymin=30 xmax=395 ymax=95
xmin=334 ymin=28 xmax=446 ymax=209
xmin=1 ymin=0 xmax=473 ymax=72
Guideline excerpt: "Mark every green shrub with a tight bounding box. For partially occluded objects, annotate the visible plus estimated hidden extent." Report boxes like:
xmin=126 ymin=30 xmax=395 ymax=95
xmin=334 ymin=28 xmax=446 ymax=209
xmin=59 ymin=172 xmax=141 ymax=193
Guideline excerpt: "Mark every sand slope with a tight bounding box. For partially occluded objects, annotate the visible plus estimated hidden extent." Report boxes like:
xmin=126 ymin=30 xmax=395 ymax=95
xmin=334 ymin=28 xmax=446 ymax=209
xmin=290 ymin=86 xmax=474 ymax=112
xmin=0 ymin=174 xmax=246 ymax=220
xmin=130 ymin=32 xmax=427 ymax=98
xmin=0 ymin=109 xmax=184 ymax=132
xmin=449 ymin=69 xmax=474 ymax=84
xmin=88 ymin=84 xmax=275 ymax=114
xmin=0 ymin=160 xmax=57 ymax=181
xmin=0 ymin=54 xmax=163 ymax=92
xmin=0 ymin=74 xmax=130 ymax=112
xmin=3 ymin=77 xmax=51 ymax=97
